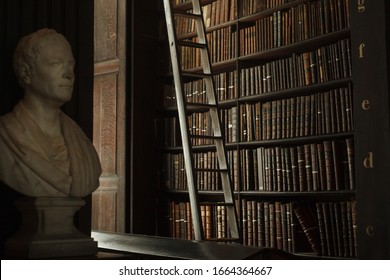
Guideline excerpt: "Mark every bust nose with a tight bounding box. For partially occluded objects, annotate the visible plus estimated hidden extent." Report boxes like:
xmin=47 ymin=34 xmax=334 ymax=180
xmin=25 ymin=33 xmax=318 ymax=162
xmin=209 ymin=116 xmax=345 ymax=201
xmin=63 ymin=64 xmax=74 ymax=80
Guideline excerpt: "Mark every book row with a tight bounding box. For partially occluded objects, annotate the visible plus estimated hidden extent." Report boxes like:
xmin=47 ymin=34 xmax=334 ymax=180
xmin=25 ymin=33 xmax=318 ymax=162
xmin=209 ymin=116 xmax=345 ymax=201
xmin=240 ymin=0 xmax=296 ymax=16
xmin=240 ymin=39 xmax=352 ymax=94
xmin=174 ymin=0 xmax=307 ymax=33
xmin=203 ymin=0 xmax=302 ymax=24
xmin=172 ymin=0 xmax=349 ymax=32
xmin=174 ymin=0 xmax=236 ymax=33
xmin=156 ymin=85 xmax=353 ymax=146
xmin=154 ymin=105 xmax=229 ymax=147
xmin=203 ymin=0 xmax=237 ymax=26
xmin=241 ymin=86 xmax=354 ymax=141
xmin=159 ymin=138 xmax=353 ymax=192
xmin=180 ymin=20 xmax=349 ymax=70
xmin=164 ymin=201 xmax=232 ymax=240
xmin=180 ymin=26 xmax=237 ymax=69
xmin=240 ymin=0 xmax=350 ymax=53
xmin=241 ymin=199 xmax=357 ymax=257
xmin=163 ymin=198 xmax=358 ymax=258
xmin=159 ymin=150 xmax=239 ymax=191
xmin=240 ymin=138 xmax=354 ymax=192
xmin=155 ymin=107 xmax=237 ymax=147
xmin=159 ymin=70 xmax=238 ymax=108
xmin=161 ymin=39 xmax=351 ymax=109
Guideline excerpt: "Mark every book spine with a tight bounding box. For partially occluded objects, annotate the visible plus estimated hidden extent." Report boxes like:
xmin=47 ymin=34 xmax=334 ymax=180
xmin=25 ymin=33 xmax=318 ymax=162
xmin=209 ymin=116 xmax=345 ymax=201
xmin=293 ymin=203 xmax=321 ymax=255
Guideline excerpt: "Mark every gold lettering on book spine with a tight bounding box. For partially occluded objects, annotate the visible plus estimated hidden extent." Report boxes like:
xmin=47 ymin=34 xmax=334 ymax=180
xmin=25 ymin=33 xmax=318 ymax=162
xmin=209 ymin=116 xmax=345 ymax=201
xmin=358 ymin=0 xmax=366 ymax=13
xmin=361 ymin=100 xmax=370 ymax=110
xmin=358 ymin=43 xmax=366 ymax=58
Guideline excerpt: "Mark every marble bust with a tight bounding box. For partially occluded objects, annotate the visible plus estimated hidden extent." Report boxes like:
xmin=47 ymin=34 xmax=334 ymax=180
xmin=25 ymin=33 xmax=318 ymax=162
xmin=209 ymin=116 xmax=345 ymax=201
xmin=0 ymin=28 xmax=101 ymax=198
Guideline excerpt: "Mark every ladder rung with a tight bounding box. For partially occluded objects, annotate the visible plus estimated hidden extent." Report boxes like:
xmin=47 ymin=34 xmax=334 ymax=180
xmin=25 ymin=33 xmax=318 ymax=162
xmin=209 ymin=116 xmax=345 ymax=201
xmin=173 ymin=11 xmax=202 ymax=20
xmin=163 ymin=71 xmax=210 ymax=83
xmin=194 ymin=168 xmax=229 ymax=172
xmin=177 ymin=40 xmax=207 ymax=49
xmin=187 ymin=102 xmax=217 ymax=110
xmin=182 ymin=71 xmax=211 ymax=80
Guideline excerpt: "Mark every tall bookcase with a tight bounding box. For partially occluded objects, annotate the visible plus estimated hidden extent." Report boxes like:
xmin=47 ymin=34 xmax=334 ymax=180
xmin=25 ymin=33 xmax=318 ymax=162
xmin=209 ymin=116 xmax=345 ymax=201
xmin=153 ymin=0 xmax=390 ymax=259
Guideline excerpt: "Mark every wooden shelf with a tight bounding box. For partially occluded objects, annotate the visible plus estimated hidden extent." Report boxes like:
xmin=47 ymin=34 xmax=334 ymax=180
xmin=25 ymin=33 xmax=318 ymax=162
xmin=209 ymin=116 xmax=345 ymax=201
xmin=240 ymin=190 xmax=356 ymax=198
xmin=238 ymin=77 xmax=353 ymax=103
xmin=159 ymin=131 xmax=354 ymax=152
xmin=239 ymin=29 xmax=350 ymax=62
xmin=173 ymin=0 xmax=216 ymax=12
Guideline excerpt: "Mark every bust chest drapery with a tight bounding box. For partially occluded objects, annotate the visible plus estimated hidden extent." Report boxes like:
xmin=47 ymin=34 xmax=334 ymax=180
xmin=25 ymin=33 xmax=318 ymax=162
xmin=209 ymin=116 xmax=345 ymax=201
xmin=0 ymin=102 xmax=101 ymax=197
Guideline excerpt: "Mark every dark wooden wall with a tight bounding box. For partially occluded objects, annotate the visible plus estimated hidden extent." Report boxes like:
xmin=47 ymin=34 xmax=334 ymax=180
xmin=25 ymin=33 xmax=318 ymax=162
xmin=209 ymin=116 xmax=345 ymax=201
xmin=1 ymin=0 xmax=93 ymax=134
xmin=128 ymin=0 xmax=160 ymax=235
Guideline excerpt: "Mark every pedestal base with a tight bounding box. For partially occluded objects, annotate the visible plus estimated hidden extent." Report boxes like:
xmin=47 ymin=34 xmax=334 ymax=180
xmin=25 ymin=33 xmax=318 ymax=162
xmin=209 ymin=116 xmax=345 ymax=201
xmin=5 ymin=197 xmax=98 ymax=259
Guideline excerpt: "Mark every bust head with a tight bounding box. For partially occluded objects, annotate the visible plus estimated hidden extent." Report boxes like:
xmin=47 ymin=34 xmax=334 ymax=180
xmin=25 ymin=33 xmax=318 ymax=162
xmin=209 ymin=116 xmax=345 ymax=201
xmin=13 ymin=28 xmax=75 ymax=107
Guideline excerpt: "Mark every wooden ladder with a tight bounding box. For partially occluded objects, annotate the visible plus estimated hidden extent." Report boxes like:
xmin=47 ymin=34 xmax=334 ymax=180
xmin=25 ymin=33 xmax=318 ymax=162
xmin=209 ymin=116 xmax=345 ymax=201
xmin=162 ymin=0 xmax=240 ymax=242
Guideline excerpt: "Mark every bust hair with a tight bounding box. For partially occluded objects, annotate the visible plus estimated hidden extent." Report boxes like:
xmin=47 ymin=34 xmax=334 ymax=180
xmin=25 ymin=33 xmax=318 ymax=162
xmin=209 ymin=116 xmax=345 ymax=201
xmin=13 ymin=28 xmax=66 ymax=88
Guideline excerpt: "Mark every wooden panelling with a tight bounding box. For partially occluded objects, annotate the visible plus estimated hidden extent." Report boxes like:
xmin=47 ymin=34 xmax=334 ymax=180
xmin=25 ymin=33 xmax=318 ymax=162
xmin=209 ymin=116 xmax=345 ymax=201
xmin=92 ymin=188 xmax=118 ymax=231
xmin=93 ymin=0 xmax=126 ymax=233
xmin=94 ymin=0 xmax=119 ymax=61
xmin=95 ymin=59 xmax=120 ymax=75
xmin=93 ymin=73 xmax=118 ymax=175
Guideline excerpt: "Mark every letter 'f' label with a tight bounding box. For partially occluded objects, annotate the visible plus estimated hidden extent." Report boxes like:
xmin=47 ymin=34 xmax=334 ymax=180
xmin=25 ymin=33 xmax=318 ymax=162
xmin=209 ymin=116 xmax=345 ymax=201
xmin=359 ymin=43 xmax=365 ymax=58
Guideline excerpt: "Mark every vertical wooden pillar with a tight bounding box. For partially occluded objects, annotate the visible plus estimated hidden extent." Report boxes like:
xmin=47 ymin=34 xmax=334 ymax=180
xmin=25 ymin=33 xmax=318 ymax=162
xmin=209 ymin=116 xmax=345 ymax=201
xmin=351 ymin=0 xmax=390 ymax=259
xmin=92 ymin=0 xmax=126 ymax=232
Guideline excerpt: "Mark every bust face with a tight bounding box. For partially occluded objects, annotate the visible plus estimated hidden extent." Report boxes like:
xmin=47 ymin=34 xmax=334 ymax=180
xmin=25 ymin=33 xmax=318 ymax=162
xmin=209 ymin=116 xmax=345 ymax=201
xmin=27 ymin=34 xmax=75 ymax=107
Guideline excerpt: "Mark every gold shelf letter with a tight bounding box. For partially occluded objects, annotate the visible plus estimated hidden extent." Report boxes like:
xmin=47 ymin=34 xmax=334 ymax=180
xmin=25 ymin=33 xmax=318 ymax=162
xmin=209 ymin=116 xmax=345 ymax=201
xmin=362 ymin=100 xmax=370 ymax=110
xmin=358 ymin=0 xmax=366 ymax=13
xmin=359 ymin=43 xmax=366 ymax=58
xmin=363 ymin=152 xmax=374 ymax=168
xmin=366 ymin=225 xmax=374 ymax=236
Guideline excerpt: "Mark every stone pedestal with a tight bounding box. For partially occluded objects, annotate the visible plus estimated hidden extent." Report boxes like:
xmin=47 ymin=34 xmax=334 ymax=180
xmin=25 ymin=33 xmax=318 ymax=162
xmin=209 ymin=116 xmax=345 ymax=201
xmin=5 ymin=197 xmax=98 ymax=259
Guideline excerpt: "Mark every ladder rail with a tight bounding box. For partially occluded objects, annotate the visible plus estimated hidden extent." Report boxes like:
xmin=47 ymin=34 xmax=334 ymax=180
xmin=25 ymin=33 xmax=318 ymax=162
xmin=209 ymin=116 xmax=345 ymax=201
xmin=192 ymin=0 xmax=240 ymax=239
xmin=163 ymin=0 xmax=204 ymax=241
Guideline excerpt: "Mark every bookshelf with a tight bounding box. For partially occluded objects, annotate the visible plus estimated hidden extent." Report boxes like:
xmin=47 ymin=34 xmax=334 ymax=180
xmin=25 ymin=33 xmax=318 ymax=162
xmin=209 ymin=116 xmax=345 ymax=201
xmin=153 ymin=0 xmax=390 ymax=259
